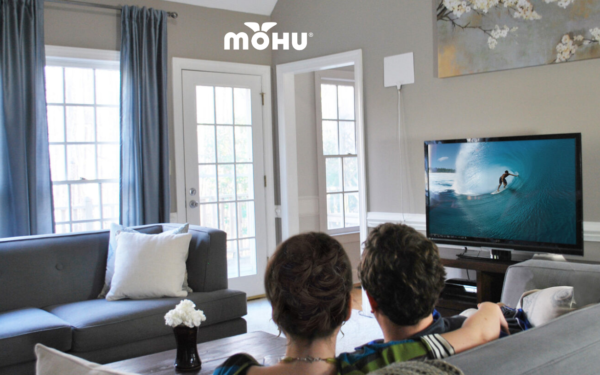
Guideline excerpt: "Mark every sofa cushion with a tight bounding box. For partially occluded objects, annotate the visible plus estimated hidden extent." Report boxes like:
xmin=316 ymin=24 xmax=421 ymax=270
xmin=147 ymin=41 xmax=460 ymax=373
xmin=45 ymin=290 xmax=246 ymax=353
xmin=0 ymin=308 xmax=72 ymax=367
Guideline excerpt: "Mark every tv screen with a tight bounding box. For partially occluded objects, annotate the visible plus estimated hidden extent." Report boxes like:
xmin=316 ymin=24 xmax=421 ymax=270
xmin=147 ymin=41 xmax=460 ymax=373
xmin=425 ymin=133 xmax=583 ymax=256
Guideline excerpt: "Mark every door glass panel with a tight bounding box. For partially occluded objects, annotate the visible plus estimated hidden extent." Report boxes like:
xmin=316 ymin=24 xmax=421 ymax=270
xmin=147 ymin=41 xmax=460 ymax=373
xmin=236 ymin=164 xmax=254 ymax=200
xmin=217 ymin=126 xmax=234 ymax=163
xmin=219 ymin=202 xmax=237 ymax=240
xmin=200 ymin=204 xmax=219 ymax=229
xmin=218 ymin=165 xmax=236 ymax=202
xmin=239 ymin=238 xmax=257 ymax=277
xmin=215 ymin=87 xmax=233 ymax=125
xmin=235 ymin=127 xmax=253 ymax=163
xmin=199 ymin=165 xmax=217 ymax=203
xmin=197 ymin=126 xmax=216 ymax=163
xmin=234 ymin=88 xmax=252 ymax=125
xmin=237 ymin=201 xmax=256 ymax=238
xmin=196 ymin=86 xmax=215 ymax=124
xmin=227 ymin=240 xmax=239 ymax=278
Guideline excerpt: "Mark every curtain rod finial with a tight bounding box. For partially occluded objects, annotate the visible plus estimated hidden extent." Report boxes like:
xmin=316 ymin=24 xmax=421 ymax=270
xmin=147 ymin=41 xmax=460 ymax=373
xmin=168 ymin=12 xmax=178 ymax=19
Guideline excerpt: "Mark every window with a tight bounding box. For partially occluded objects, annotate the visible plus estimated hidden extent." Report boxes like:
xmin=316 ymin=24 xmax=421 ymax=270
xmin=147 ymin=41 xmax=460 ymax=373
xmin=316 ymin=71 xmax=359 ymax=234
xmin=45 ymin=47 xmax=121 ymax=233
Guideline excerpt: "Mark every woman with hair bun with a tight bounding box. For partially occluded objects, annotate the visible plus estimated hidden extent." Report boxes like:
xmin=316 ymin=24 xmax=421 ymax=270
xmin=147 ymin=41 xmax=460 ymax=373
xmin=214 ymin=232 xmax=507 ymax=375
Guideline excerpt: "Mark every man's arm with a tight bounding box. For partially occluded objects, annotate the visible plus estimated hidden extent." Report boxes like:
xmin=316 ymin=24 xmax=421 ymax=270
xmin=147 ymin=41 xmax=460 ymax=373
xmin=440 ymin=302 xmax=508 ymax=354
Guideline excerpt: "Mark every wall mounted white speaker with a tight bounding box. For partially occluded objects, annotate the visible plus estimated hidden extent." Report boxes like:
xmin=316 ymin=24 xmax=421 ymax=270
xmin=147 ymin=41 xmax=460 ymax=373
xmin=384 ymin=52 xmax=415 ymax=90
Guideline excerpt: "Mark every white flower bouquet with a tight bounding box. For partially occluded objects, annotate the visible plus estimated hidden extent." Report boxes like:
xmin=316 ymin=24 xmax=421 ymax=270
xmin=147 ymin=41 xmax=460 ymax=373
xmin=164 ymin=300 xmax=207 ymax=328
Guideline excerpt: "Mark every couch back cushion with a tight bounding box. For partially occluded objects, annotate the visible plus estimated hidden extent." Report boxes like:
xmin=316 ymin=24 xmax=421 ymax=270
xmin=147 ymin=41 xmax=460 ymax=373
xmin=0 ymin=226 xmax=161 ymax=313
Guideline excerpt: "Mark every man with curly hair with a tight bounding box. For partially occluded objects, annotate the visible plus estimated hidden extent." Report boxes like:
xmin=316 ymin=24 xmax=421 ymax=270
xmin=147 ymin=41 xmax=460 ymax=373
xmin=359 ymin=223 xmax=467 ymax=342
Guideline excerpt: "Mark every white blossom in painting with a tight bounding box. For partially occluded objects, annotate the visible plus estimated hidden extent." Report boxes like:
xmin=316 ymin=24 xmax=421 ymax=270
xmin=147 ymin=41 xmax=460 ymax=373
xmin=544 ymin=0 xmax=576 ymax=9
xmin=443 ymin=0 xmax=473 ymax=18
xmin=553 ymin=28 xmax=600 ymax=63
xmin=591 ymin=27 xmax=600 ymax=42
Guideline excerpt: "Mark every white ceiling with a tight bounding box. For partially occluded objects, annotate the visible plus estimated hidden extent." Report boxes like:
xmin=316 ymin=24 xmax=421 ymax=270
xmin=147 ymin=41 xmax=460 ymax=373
xmin=163 ymin=0 xmax=279 ymax=16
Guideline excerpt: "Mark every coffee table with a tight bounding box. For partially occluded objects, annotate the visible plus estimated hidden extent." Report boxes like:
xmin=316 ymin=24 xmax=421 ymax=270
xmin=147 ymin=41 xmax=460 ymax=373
xmin=107 ymin=331 xmax=287 ymax=374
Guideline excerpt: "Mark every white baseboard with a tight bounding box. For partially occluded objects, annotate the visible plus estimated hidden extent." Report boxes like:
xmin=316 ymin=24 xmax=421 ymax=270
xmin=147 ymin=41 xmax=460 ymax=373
xmin=366 ymin=212 xmax=600 ymax=243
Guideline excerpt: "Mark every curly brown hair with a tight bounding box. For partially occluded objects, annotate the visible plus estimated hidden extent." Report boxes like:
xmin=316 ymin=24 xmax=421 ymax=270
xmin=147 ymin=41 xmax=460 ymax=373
xmin=265 ymin=232 xmax=353 ymax=342
xmin=358 ymin=223 xmax=446 ymax=326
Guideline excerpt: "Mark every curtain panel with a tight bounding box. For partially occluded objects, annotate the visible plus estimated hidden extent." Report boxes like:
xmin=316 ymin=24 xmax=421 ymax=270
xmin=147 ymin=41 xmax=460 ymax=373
xmin=0 ymin=0 xmax=54 ymax=238
xmin=120 ymin=6 xmax=170 ymax=226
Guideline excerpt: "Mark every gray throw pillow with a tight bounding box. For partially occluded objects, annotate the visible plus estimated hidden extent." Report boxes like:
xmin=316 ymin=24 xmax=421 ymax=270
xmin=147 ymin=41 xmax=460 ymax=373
xmin=98 ymin=223 xmax=191 ymax=298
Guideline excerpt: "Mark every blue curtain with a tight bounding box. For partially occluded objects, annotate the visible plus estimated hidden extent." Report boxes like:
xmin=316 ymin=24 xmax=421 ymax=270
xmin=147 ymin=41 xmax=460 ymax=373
xmin=0 ymin=0 xmax=54 ymax=238
xmin=120 ymin=6 xmax=170 ymax=226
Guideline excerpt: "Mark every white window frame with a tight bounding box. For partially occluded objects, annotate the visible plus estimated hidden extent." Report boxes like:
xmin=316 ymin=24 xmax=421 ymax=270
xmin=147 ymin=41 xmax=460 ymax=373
xmin=45 ymin=46 xmax=121 ymax=233
xmin=315 ymin=70 xmax=359 ymax=235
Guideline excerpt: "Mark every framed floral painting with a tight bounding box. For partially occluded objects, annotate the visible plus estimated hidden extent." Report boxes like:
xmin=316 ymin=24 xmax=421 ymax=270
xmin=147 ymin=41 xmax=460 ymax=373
xmin=437 ymin=0 xmax=600 ymax=78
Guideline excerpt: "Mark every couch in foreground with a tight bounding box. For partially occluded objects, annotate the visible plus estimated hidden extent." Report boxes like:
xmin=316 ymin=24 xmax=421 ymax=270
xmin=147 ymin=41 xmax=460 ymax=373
xmin=0 ymin=224 xmax=247 ymax=375
xmin=446 ymin=259 xmax=600 ymax=374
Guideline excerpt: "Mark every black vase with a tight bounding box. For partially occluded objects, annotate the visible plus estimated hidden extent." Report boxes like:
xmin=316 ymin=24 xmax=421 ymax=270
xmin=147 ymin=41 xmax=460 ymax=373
xmin=173 ymin=326 xmax=202 ymax=372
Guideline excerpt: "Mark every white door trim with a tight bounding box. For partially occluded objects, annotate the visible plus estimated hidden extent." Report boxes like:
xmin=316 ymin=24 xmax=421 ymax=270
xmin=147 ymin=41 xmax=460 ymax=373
xmin=172 ymin=58 xmax=277 ymax=257
xmin=275 ymin=49 xmax=368 ymax=245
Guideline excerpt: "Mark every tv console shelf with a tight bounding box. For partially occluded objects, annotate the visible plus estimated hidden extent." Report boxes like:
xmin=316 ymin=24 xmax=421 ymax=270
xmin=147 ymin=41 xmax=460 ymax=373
xmin=437 ymin=257 xmax=520 ymax=316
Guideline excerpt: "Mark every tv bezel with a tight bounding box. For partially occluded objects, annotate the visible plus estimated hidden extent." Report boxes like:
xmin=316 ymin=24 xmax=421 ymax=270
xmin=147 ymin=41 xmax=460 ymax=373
xmin=424 ymin=133 xmax=584 ymax=256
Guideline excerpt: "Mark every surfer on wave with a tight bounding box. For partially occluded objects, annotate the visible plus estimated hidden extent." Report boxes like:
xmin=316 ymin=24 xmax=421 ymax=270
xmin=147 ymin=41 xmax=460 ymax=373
xmin=497 ymin=170 xmax=518 ymax=192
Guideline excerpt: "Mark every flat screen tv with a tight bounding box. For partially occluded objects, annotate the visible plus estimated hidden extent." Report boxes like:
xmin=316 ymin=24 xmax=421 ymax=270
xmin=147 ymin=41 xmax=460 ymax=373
xmin=424 ymin=133 xmax=583 ymax=256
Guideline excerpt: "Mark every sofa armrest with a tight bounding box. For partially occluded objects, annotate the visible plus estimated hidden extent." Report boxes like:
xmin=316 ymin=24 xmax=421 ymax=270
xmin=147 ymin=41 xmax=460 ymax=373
xmin=161 ymin=224 xmax=227 ymax=293
xmin=501 ymin=259 xmax=600 ymax=307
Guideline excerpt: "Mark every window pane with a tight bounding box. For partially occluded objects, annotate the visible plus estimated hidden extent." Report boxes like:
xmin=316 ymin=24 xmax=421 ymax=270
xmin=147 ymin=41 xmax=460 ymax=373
xmin=234 ymin=88 xmax=252 ymax=125
xmin=53 ymin=185 xmax=69 ymax=222
xmin=71 ymin=183 xmax=100 ymax=221
xmin=55 ymin=224 xmax=71 ymax=234
xmin=97 ymin=145 xmax=119 ymax=179
xmin=343 ymin=157 xmax=359 ymax=191
xmin=199 ymin=165 xmax=217 ymax=203
xmin=227 ymin=240 xmax=239 ymax=278
xmin=344 ymin=192 xmax=360 ymax=227
xmin=101 ymin=183 xmax=119 ymax=220
xmin=197 ymin=125 xmax=216 ymax=164
xmin=45 ymin=66 xmax=64 ymax=103
xmin=327 ymin=194 xmax=344 ymax=230
xmin=219 ymin=202 xmax=237 ymax=240
xmin=322 ymin=121 xmax=339 ymax=156
xmin=235 ymin=126 xmax=253 ymax=163
xmin=215 ymin=87 xmax=233 ymax=125
xmin=339 ymin=121 xmax=356 ymax=155
xmin=321 ymin=84 xmax=337 ymax=120
xmin=47 ymin=106 xmax=65 ymax=142
xmin=196 ymin=86 xmax=215 ymax=124
xmin=49 ymin=145 xmax=66 ymax=181
xmin=97 ymin=107 xmax=119 ymax=142
xmin=65 ymin=67 xmax=94 ymax=104
xmin=72 ymin=221 xmax=101 ymax=232
xmin=236 ymin=164 xmax=254 ymax=200
xmin=239 ymin=238 xmax=257 ymax=277
xmin=67 ymin=145 xmax=96 ymax=180
xmin=338 ymin=85 xmax=355 ymax=120
xmin=95 ymin=70 xmax=120 ymax=105
xmin=326 ymin=157 xmax=343 ymax=193
xmin=216 ymin=126 xmax=234 ymax=163
xmin=218 ymin=165 xmax=235 ymax=201
xmin=66 ymin=106 xmax=95 ymax=142
xmin=200 ymin=203 xmax=219 ymax=229
xmin=237 ymin=201 xmax=255 ymax=238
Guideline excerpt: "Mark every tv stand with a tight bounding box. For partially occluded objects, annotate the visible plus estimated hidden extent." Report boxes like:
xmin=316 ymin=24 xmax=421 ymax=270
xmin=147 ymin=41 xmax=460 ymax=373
xmin=436 ymin=257 xmax=519 ymax=316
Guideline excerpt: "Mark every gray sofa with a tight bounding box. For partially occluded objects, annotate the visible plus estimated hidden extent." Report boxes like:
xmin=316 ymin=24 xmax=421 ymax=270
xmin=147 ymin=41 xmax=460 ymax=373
xmin=0 ymin=224 xmax=247 ymax=375
xmin=446 ymin=259 xmax=600 ymax=374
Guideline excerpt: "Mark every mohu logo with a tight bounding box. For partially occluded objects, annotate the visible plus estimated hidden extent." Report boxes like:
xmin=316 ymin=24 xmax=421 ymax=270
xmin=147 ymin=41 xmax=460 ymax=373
xmin=224 ymin=22 xmax=310 ymax=51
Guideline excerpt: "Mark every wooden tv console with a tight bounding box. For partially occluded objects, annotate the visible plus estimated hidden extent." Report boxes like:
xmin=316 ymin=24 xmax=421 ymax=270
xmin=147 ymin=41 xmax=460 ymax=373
xmin=436 ymin=257 xmax=519 ymax=316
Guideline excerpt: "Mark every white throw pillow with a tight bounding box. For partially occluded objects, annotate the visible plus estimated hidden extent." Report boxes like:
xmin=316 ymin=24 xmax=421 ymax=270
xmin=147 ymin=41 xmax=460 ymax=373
xmin=106 ymin=231 xmax=192 ymax=301
xmin=35 ymin=344 xmax=136 ymax=375
xmin=516 ymin=286 xmax=576 ymax=327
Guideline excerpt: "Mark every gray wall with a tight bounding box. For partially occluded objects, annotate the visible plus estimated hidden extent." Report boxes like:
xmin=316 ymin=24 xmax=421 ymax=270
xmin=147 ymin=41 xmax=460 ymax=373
xmin=271 ymin=0 xmax=600 ymax=261
xmin=44 ymin=0 xmax=272 ymax=210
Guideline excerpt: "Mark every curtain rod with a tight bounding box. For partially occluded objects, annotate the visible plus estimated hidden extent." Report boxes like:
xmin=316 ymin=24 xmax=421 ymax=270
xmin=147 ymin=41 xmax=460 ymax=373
xmin=45 ymin=0 xmax=179 ymax=19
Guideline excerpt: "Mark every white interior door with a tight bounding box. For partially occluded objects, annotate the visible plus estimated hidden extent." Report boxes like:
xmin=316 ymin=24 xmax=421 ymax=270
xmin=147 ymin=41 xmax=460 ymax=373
xmin=182 ymin=70 xmax=267 ymax=297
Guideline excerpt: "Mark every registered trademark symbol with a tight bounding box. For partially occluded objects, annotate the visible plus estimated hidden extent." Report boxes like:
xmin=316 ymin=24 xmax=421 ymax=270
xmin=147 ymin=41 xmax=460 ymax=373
xmin=309 ymin=32 xmax=314 ymax=37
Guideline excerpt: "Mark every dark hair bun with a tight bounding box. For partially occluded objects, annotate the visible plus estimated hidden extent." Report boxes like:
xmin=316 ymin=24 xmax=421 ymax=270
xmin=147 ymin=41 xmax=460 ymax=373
xmin=265 ymin=232 xmax=353 ymax=342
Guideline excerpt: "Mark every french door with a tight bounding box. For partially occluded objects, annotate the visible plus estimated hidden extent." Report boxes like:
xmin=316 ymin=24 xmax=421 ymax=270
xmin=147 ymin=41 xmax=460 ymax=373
xmin=182 ymin=71 xmax=268 ymax=297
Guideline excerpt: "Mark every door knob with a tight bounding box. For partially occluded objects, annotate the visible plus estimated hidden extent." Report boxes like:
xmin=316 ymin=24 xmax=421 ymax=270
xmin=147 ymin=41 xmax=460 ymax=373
xmin=189 ymin=188 xmax=197 ymax=196
xmin=189 ymin=200 xmax=199 ymax=208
